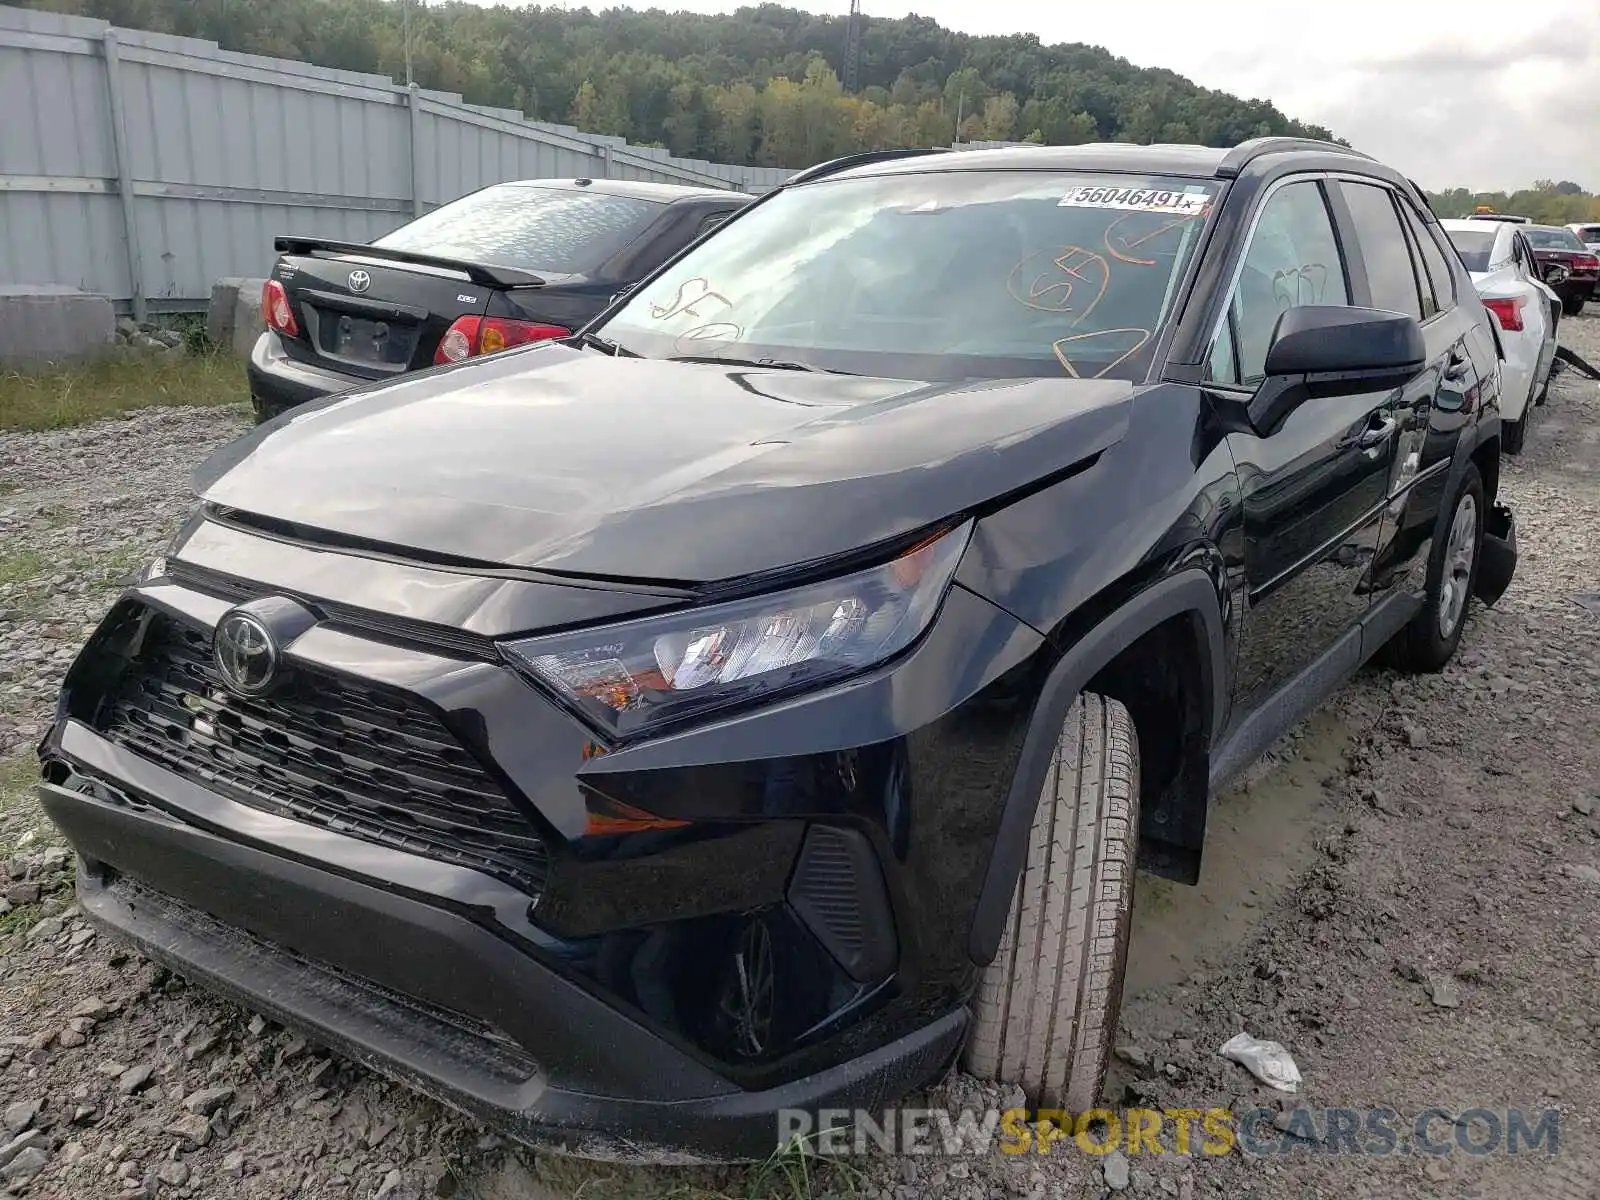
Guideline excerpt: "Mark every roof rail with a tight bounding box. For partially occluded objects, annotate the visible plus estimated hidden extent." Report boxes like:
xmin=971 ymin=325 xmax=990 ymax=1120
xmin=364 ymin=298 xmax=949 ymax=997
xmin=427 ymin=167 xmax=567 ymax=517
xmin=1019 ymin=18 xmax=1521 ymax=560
xmin=1217 ymin=137 xmax=1374 ymax=178
xmin=782 ymin=148 xmax=949 ymax=187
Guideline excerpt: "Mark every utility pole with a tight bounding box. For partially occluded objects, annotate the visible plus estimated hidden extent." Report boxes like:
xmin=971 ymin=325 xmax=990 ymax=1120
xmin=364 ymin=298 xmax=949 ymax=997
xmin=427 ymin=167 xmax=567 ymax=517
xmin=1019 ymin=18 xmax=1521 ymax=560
xmin=404 ymin=0 xmax=414 ymax=87
xmin=843 ymin=0 xmax=862 ymax=93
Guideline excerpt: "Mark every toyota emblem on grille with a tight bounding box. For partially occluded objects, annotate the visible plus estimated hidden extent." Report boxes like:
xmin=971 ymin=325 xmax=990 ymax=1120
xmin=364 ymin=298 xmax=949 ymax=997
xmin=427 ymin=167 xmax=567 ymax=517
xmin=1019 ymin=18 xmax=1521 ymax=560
xmin=214 ymin=611 xmax=278 ymax=695
xmin=347 ymin=269 xmax=372 ymax=294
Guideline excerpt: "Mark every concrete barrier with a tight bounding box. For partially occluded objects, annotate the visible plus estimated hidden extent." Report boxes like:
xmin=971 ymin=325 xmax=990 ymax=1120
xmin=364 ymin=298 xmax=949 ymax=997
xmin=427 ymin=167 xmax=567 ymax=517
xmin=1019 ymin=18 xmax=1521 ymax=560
xmin=207 ymin=277 xmax=268 ymax=359
xmin=0 ymin=286 xmax=116 ymax=365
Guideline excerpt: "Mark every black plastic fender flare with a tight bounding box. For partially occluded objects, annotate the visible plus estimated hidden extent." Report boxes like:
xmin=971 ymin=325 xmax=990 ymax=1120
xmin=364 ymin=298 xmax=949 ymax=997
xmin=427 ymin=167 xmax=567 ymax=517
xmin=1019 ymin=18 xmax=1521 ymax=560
xmin=967 ymin=569 xmax=1229 ymax=966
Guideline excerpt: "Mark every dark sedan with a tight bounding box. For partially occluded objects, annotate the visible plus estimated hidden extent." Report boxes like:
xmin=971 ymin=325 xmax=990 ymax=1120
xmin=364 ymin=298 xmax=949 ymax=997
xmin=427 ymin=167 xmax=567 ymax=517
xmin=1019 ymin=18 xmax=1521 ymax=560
xmin=1522 ymin=224 xmax=1598 ymax=315
xmin=247 ymin=178 xmax=750 ymax=421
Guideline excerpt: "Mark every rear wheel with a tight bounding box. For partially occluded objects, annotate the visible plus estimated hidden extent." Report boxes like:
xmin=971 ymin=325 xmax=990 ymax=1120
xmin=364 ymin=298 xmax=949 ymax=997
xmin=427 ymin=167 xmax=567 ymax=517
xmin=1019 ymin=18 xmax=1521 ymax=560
xmin=1382 ymin=464 xmax=1483 ymax=673
xmin=962 ymin=693 xmax=1139 ymax=1112
xmin=1563 ymin=294 xmax=1585 ymax=316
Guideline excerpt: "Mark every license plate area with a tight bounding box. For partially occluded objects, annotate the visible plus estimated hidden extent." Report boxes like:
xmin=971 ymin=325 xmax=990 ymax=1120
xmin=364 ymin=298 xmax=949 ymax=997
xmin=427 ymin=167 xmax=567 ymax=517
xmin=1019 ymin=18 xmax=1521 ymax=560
xmin=311 ymin=308 xmax=418 ymax=370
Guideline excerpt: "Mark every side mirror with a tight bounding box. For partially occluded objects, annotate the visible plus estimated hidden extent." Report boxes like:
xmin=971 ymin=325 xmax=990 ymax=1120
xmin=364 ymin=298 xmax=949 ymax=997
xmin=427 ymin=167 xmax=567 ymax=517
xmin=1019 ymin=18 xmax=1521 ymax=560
xmin=1247 ymin=305 xmax=1425 ymax=436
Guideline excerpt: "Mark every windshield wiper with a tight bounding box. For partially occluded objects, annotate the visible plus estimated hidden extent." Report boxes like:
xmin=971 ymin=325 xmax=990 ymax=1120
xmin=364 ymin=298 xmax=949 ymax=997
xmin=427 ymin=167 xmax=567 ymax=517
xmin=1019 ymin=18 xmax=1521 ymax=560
xmin=667 ymin=354 xmax=852 ymax=374
xmin=571 ymin=331 xmax=638 ymax=357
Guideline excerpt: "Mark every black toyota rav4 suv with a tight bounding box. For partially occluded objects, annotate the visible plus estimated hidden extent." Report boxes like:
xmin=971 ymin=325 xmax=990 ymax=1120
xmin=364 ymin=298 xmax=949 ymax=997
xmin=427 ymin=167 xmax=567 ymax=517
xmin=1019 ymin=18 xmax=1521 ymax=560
xmin=38 ymin=138 xmax=1517 ymax=1161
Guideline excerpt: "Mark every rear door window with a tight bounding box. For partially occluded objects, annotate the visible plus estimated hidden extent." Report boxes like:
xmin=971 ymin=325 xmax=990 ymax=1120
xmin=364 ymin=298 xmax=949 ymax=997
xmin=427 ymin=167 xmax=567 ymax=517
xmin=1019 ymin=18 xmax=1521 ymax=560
xmin=1398 ymin=206 xmax=1455 ymax=316
xmin=374 ymin=185 xmax=663 ymax=274
xmin=1339 ymin=183 xmax=1424 ymax=319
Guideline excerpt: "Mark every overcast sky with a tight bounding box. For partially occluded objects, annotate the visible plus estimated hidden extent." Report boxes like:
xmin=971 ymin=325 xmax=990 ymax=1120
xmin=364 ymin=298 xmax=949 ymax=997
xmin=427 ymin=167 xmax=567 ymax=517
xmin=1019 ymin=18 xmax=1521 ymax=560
xmin=487 ymin=0 xmax=1600 ymax=191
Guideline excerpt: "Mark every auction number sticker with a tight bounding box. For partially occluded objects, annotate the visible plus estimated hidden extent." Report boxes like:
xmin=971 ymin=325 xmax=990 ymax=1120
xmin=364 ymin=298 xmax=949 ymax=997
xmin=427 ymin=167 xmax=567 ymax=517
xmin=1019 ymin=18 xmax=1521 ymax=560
xmin=1059 ymin=185 xmax=1212 ymax=214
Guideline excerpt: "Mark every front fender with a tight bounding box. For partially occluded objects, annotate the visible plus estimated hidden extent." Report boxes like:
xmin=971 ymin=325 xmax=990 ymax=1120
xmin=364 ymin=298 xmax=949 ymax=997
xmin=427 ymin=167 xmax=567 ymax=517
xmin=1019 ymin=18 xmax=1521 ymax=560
xmin=966 ymin=568 xmax=1228 ymax=964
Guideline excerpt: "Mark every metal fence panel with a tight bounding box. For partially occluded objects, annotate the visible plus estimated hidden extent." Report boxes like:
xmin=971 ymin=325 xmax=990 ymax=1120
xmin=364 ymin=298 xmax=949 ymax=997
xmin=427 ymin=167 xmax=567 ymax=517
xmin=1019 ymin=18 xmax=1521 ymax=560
xmin=0 ymin=3 xmax=795 ymax=315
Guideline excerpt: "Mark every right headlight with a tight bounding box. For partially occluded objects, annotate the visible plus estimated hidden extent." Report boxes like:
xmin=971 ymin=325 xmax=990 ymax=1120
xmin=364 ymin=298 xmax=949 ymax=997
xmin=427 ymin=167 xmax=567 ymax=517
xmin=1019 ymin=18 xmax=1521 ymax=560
xmin=503 ymin=521 xmax=972 ymax=741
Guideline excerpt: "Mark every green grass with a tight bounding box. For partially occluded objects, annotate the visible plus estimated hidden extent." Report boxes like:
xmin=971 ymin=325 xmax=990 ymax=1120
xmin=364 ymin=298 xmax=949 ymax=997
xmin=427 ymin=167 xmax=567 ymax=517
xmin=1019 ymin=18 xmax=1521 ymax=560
xmin=0 ymin=755 xmax=36 ymax=814
xmin=0 ymin=755 xmax=46 ymax=941
xmin=0 ymin=352 xmax=249 ymax=433
xmin=0 ymin=549 xmax=47 ymax=586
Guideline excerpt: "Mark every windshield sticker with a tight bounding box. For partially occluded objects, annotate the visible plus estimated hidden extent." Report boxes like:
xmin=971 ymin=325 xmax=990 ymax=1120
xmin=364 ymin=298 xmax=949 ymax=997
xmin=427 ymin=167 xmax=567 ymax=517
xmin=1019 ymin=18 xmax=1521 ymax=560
xmin=1059 ymin=186 xmax=1212 ymax=215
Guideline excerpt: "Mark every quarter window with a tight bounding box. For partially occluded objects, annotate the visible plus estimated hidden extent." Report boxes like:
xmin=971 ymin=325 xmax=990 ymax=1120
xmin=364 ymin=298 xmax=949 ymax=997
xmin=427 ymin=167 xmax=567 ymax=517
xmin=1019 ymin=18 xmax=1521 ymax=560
xmin=1340 ymin=182 xmax=1425 ymax=320
xmin=1400 ymin=206 xmax=1456 ymax=316
xmin=1208 ymin=180 xmax=1350 ymax=386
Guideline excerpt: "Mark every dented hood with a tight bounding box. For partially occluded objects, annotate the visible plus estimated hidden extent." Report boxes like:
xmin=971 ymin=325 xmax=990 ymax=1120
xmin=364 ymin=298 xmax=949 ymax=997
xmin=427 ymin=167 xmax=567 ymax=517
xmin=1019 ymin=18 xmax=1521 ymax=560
xmin=196 ymin=344 xmax=1131 ymax=584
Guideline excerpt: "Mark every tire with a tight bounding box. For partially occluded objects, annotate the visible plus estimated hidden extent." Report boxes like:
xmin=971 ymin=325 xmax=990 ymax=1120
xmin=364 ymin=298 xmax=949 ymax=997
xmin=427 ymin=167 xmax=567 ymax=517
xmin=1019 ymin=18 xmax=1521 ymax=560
xmin=1382 ymin=463 xmax=1484 ymax=673
xmin=962 ymin=692 xmax=1140 ymax=1113
xmin=1563 ymin=294 xmax=1584 ymax=317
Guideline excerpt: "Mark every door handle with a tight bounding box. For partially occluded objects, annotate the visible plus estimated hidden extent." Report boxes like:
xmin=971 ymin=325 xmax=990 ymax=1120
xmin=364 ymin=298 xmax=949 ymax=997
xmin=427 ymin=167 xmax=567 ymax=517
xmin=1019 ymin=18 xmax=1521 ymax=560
xmin=1357 ymin=415 xmax=1398 ymax=450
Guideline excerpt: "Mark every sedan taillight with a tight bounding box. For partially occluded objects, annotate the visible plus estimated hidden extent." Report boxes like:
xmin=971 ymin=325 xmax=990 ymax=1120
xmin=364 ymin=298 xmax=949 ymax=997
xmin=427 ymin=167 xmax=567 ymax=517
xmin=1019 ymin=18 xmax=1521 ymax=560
xmin=262 ymin=279 xmax=299 ymax=337
xmin=1574 ymin=254 xmax=1599 ymax=272
xmin=1482 ymin=296 xmax=1525 ymax=332
xmin=434 ymin=316 xmax=570 ymax=365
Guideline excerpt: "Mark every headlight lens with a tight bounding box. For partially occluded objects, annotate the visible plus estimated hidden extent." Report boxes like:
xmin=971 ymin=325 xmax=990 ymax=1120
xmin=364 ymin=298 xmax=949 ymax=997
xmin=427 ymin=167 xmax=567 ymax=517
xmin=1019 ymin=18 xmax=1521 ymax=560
xmin=504 ymin=521 xmax=972 ymax=739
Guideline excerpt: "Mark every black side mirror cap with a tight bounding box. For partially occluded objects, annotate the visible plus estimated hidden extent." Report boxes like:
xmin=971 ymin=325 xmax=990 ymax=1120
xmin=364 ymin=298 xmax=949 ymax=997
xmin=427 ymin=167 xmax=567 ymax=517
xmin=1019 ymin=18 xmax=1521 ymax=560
xmin=1245 ymin=305 xmax=1426 ymax=436
xmin=1264 ymin=305 xmax=1426 ymax=377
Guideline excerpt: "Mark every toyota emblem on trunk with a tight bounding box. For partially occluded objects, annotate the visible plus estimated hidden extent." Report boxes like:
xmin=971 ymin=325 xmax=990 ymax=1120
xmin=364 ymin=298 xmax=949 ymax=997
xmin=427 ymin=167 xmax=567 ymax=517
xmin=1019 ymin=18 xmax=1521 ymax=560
xmin=347 ymin=269 xmax=372 ymax=293
xmin=214 ymin=612 xmax=278 ymax=695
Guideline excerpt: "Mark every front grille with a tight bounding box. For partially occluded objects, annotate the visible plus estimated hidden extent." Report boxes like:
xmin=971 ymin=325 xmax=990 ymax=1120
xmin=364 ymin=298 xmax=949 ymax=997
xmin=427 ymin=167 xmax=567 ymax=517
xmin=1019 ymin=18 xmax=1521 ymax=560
xmin=96 ymin=612 xmax=549 ymax=896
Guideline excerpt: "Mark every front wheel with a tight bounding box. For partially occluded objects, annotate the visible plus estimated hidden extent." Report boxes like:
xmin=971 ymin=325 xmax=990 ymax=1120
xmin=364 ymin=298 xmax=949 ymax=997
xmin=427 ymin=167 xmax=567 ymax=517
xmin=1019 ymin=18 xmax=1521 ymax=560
xmin=962 ymin=693 xmax=1140 ymax=1112
xmin=1382 ymin=464 xmax=1484 ymax=673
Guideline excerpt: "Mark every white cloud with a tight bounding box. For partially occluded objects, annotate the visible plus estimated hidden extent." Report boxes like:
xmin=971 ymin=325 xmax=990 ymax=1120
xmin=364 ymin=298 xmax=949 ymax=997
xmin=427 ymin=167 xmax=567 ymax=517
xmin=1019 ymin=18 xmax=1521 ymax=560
xmin=455 ymin=0 xmax=1600 ymax=190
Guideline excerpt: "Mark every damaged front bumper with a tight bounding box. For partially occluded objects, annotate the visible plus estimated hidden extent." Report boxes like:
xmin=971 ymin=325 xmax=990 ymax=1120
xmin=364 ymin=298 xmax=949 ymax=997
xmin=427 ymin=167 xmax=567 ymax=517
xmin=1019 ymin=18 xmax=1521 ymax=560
xmin=36 ymin=726 xmax=966 ymax=1163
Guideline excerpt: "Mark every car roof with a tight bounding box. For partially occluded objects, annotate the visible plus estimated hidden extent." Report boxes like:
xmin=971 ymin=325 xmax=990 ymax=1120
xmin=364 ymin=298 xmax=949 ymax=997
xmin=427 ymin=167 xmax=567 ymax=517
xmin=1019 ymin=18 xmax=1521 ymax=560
xmin=1524 ymin=224 xmax=1576 ymax=234
xmin=851 ymin=143 xmax=1233 ymax=178
xmin=815 ymin=137 xmax=1410 ymax=191
xmin=493 ymin=178 xmax=750 ymax=204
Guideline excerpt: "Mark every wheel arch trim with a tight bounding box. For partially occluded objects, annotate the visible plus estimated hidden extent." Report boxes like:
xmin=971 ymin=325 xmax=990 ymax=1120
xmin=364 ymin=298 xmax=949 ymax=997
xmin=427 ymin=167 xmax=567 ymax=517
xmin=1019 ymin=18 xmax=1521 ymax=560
xmin=967 ymin=569 xmax=1227 ymax=965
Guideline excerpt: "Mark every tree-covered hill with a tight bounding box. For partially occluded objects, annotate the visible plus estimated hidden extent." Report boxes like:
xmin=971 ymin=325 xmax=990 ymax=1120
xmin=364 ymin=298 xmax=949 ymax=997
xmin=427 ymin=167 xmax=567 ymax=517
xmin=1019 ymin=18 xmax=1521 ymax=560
xmin=21 ymin=0 xmax=1338 ymax=166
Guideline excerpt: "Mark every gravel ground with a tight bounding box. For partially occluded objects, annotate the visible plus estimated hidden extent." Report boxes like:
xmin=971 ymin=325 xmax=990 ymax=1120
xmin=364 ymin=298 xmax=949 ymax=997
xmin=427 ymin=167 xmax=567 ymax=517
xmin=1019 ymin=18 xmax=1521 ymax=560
xmin=0 ymin=315 xmax=1597 ymax=1199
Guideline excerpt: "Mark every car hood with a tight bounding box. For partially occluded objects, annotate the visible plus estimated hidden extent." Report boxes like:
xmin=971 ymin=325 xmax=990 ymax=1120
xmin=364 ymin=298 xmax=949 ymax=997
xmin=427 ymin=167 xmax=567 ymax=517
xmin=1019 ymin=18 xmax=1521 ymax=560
xmin=196 ymin=344 xmax=1132 ymax=584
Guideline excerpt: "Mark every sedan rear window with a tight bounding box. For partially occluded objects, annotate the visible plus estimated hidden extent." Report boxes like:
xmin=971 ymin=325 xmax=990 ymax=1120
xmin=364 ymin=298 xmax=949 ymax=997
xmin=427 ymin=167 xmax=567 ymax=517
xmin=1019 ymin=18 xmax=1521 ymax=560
xmin=1522 ymin=227 xmax=1585 ymax=251
xmin=1445 ymin=228 xmax=1495 ymax=272
xmin=374 ymin=185 xmax=661 ymax=274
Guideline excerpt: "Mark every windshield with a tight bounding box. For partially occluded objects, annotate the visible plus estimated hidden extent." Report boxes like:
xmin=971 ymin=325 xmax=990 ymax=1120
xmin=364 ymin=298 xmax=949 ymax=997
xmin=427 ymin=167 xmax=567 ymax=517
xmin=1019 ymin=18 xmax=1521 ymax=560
xmin=1523 ymin=227 xmax=1585 ymax=251
xmin=375 ymin=184 xmax=661 ymax=274
xmin=597 ymin=171 xmax=1217 ymax=382
xmin=1575 ymin=225 xmax=1600 ymax=243
xmin=1445 ymin=228 xmax=1496 ymax=272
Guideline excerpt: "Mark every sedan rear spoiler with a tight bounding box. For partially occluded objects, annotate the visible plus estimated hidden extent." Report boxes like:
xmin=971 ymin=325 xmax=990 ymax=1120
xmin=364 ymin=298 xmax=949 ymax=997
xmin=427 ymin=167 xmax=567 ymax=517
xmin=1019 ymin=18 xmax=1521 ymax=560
xmin=272 ymin=237 xmax=546 ymax=289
